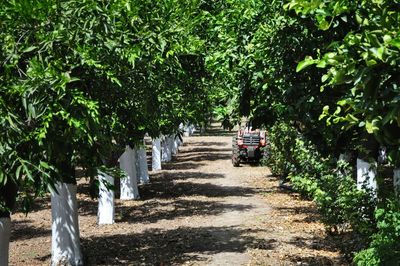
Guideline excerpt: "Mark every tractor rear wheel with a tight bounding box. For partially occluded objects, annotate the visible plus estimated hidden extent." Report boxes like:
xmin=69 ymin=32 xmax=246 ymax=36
xmin=232 ymin=136 xmax=240 ymax=167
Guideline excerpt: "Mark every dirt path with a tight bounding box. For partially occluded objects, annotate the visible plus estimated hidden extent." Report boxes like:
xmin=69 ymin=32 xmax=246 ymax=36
xmin=9 ymin=130 xmax=347 ymax=265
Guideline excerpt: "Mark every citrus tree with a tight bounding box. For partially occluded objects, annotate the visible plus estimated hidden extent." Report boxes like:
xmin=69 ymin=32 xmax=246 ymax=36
xmin=0 ymin=0 xmax=209 ymax=264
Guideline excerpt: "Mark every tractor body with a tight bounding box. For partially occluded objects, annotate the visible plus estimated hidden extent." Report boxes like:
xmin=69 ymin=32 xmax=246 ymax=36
xmin=232 ymin=129 xmax=267 ymax=166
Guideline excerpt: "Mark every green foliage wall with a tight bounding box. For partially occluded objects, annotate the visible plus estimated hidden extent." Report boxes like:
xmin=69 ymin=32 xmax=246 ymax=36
xmin=206 ymin=0 xmax=400 ymax=263
xmin=0 ymin=0 xmax=211 ymax=212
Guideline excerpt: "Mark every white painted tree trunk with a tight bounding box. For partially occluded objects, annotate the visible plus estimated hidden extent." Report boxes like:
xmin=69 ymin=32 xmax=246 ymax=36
xmin=394 ymin=168 xmax=400 ymax=197
xmin=168 ymin=136 xmax=175 ymax=156
xmin=378 ymin=146 xmax=387 ymax=164
xmin=338 ymin=153 xmax=350 ymax=162
xmin=177 ymin=136 xmax=183 ymax=147
xmin=0 ymin=217 xmax=11 ymax=266
xmin=152 ymin=138 xmax=162 ymax=171
xmin=119 ymin=146 xmax=140 ymax=200
xmin=189 ymin=125 xmax=194 ymax=136
xmin=97 ymin=171 xmax=115 ymax=225
xmin=51 ymin=182 xmax=83 ymax=266
xmin=137 ymin=142 xmax=150 ymax=184
xmin=178 ymin=123 xmax=184 ymax=146
xmin=356 ymin=158 xmax=378 ymax=197
xmin=337 ymin=153 xmax=350 ymax=178
xmin=172 ymin=136 xmax=179 ymax=155
xmin=161 ymin=137 xmax=172 ymax=162
xmin=183 ymin=126 xmax=190 ymax=137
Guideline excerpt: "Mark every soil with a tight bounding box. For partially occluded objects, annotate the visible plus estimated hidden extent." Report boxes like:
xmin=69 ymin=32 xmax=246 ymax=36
xmin=9 ymin=127 xmax=348 ymax=265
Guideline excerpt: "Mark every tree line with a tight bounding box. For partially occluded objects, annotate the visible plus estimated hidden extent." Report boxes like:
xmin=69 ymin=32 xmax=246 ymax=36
xmin=210 ymin=0 xmax=400 ymax=264
xmin=1 ymin=0 xmax=399 ymax=265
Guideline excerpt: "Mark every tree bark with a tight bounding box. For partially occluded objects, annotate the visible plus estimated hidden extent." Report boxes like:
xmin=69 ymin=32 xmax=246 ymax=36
xmin=119 ymin=146 xmax=140 ymax=200
xmin=97 ymin=171 xmax=115 ymax=225
xmin=394 ymin=168 xmax=400 ymax=197
xmin=51 ymin=182 xmax=83 ymax=266
xmin=152 ymin=138 xmax=162 ymax=171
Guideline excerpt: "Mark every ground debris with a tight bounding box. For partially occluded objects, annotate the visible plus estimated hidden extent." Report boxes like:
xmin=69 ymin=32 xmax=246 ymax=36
xmin=10 ymin=134 xmax=347 ymax=266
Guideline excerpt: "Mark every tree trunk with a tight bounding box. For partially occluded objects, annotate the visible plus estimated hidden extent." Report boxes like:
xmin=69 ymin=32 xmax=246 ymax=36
xmin=178 ymin=123 xmax=184 ymax=145
xmin=189 ymin=125 xmax=195 ymax=136
xmin=356 ymin=158 xmax=377 ymax=197
xmin=0 ymin=217 xmax=11 ymax=266
xmin=183 ymin=126 xmax=190 ymax=137
xmin=172 ymin=136 xmax=179 ymax=156
xmin=394 ymin=168 xmax=400 ymax=197
xmin=51 ymin=182 xmax=83 ymax=266
xmin=168 ymin=136 xmax=175 ymax=157
xmin=152 ymin=138 xmax=162 ymax=171
xmin=161 ymin=136 xmax=172 ymax=162
xmin=119 ymin=146 xmax=140 ymax=200
xmin=177 ymin=136 xmax=183 ymax=147
xmin=97 ymin=171 xmax=115 ymax=225
xmin=0 ymin=180 xmax=18 ymax=266
xmin=338 ymin=153 xmax=351 ymax=162
xmin=378 ymin=146 xmax=387 ymax=164
xmin=133 ymin=147 xmax=140 ymax=184
xmin=137 ymin=141 xmax=150 ymax=184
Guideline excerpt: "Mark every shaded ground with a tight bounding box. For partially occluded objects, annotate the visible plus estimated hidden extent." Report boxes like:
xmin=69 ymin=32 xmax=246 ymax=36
xmin=9 ymin=126 xmax=347 ymax=265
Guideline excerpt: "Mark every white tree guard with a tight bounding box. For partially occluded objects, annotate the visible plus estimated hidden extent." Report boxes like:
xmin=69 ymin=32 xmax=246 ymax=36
xmin=356 ymin=158 xmax=377 ymax=196
xmin=172 ymin=136 xmax=179 ymax=155
xmin=168 ymin=136 xmax=175 ymax=156
xmin=394 ymin=168 xmax=400 ymax=197
xmin=161 ymin=137 xmax=172 ymax=162
xmin=189 ymin=125 xmax=195 ymax=136
xmin=378 ymin=146 xmax=387 ymax=164
xmin=98 ymin=171 xmax=115 ymax=225
xmin=137 ymin=144 xmax=150 ymax=184
xmin=183 ymin=126 xmax=190 ymax=137
xmin=338 ymin=153 xmax=351 ymax=162
xmin=51 ymin=182 xmax=83 ymax=266
xmin=0 ymin=217 xmax=11 ymax=266
xmin=337 ymin=153 xmax=350 ymax=179
xmin=152 ymin=138 xmax=162 ymax=171
xmin=177 ymin=136 xmax=183 ymax=147
xmin=119 ymin=147 xmax=140 ymax=200
xmin=178 ymin=123 xmax=184 ymax=145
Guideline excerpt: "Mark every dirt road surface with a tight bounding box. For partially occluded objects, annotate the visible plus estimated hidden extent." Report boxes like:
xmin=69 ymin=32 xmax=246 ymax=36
xmin=9 ymin=129 xmax=347 ymax=265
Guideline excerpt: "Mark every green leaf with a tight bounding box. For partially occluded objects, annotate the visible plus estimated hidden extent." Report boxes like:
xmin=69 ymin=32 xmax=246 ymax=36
xmin=296 ymin=56 xmax=316 ymax=72
xmin=23 ymin=46 xmax=37 ymax=53
xmin=366 ymin=120 xmax=379 ymax=134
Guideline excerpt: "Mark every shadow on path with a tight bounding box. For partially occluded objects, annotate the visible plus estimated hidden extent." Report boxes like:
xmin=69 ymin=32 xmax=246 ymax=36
xmin=139 ymin=179 xmax=258 ymax=200
xmin=81 ymin=226 xmax=266 ymax=265
xmin=117 ymin=199 xmax=254 ymax=224
xmin=11 ymin=220 xmax=51 ymax=241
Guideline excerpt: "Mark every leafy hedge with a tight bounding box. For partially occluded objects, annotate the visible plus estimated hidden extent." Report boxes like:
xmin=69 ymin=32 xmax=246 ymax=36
xmin=265 ymin=121 xmax=399 ymax=265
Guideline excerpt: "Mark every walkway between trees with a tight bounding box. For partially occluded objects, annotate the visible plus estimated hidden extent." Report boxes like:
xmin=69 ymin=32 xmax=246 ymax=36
xmin=10 ymin=127 xmax=346 ymax=265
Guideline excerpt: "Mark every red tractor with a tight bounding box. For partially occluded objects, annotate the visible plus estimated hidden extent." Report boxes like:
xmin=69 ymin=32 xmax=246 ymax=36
xmin=232 ymin=128 xmax=268 ymax=167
